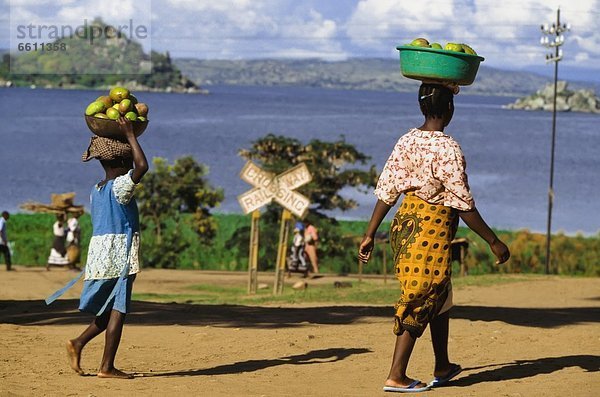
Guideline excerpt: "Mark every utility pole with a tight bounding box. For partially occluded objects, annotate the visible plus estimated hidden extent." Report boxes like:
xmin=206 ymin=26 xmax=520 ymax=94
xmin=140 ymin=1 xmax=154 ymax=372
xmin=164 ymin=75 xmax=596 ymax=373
xmin=540 ymin=8 xmax=569 ymax=275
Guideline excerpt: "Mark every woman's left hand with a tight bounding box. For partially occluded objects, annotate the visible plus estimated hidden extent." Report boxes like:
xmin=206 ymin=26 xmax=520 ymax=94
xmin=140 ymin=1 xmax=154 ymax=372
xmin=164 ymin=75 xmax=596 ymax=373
xmin=491 ymin=239 xmax=510 ymax=265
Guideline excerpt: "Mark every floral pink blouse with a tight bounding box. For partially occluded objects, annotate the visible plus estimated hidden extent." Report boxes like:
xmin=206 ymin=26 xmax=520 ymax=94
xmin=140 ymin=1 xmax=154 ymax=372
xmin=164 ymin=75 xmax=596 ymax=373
xmin=373 ymin=128 xmax=474 ymax=211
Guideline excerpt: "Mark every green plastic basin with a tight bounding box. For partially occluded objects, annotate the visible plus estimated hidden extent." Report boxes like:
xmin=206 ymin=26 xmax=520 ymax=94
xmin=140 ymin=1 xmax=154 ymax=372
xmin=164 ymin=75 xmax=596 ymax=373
xmin=396 ymin=45 xmax=485 ymax=86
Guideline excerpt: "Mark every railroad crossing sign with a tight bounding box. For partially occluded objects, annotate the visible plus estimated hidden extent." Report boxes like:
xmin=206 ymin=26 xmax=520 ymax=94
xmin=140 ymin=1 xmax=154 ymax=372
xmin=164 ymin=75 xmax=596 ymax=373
xmin=238 ymin=161 xmax=312 ymax=218
xmin=238 ymin=161 xmax=313 ymax=295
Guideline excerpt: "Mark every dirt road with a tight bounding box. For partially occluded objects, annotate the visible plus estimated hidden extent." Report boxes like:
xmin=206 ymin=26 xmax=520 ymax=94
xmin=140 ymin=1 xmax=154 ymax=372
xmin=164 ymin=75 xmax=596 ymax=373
xmin=1 ymin=268 xmax=598 ymax=396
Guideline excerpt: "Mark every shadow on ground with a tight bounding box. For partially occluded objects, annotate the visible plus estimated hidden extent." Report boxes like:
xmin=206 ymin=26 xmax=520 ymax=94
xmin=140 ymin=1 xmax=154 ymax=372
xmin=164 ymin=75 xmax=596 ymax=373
xmin=0 ymin=299 xmax=391 ymax=328
xmin=137 ymin=347 xmax=372 ymax=378
xmin=0 ymin=300 xmax=598 ymax=329
xmin=451 ymin=305 xmax=600 ymax=328
xmin=451 ymin=355 xmax=600 ymax=386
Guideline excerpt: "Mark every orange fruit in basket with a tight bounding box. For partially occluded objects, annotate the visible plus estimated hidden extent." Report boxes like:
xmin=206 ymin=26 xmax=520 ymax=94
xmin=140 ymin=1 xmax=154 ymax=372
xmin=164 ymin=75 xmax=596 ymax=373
xmin=119 ymin=99 xmax=132 ymax=114
xmin=95 ymin=95 xmax=113 ymax=108
xmin=134 ymin=103 xmax=148 ymax=117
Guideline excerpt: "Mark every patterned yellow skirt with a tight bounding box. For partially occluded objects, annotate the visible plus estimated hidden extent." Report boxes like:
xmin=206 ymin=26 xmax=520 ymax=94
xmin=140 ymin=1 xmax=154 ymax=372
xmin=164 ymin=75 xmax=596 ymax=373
xmin=390 ymin=192 xmax=458 ymax=338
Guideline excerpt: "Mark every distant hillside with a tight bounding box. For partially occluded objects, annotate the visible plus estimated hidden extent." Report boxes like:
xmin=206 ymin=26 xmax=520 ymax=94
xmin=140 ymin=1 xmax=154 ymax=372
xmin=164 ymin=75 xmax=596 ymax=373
xmin=1 ymin=19 xmax=200 ymax=93
xmin=174 ymin=58 xmax=598 ymax=96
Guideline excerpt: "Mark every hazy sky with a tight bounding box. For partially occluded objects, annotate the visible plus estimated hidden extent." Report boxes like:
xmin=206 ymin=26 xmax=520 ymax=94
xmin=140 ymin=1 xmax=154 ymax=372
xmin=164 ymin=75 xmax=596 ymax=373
xmin=3 ymin=0 xmax=599 ymax=75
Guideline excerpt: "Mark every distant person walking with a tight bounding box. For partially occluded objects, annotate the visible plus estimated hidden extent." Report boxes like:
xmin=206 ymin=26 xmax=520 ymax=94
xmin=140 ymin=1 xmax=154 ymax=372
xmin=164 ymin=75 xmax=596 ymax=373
xmin=289 ymin=221 xmax=308 ymax=274
xmin=66 ymin=211 xmax=83 ymax=270
xmin=303 ymin=220 xmax=319 ymax=274
xmin=0 ymin=211 xmax=12 ymax=271
xmin=47 ymin=213 xmax=70 ymax=270
xmin=358 ymin=82 xmax=510 ymax=393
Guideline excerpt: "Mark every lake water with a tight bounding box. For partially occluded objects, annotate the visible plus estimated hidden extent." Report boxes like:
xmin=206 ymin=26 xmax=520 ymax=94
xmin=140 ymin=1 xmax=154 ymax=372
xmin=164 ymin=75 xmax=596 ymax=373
xmin=0 ymin=85 xmax=598 ymax=234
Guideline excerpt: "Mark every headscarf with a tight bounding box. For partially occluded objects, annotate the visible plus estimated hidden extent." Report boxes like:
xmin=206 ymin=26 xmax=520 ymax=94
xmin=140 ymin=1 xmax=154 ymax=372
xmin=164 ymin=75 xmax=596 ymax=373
xmin=82 ymin=136 xmax=132 ymax=162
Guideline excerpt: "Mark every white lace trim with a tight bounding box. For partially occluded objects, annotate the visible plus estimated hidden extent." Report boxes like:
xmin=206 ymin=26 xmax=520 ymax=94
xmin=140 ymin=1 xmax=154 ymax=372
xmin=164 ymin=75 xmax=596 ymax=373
xmin=85 ymin=233 xmax=140 ymax=280
xmin=112 ymin=171 xmax=137 ymax=205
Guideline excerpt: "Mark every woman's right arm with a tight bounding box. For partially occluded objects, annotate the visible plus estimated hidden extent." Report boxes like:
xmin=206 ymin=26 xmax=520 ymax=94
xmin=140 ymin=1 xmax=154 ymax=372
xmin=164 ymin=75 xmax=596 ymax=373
xmin=459 ymin=207 xmax=510 ymax=264
xmin=359 ymin=140 xmax=402 ymax=263
xmin=358 ymin=199 xmax=392 ymax=263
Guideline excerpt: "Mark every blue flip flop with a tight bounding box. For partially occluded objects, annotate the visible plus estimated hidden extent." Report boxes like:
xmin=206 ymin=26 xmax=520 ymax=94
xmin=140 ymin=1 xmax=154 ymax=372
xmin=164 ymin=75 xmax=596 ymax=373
xmin=383 ymin=380 xmax=430 ymax=393
xmin=428 ymin=364 xmax=462 ymax=387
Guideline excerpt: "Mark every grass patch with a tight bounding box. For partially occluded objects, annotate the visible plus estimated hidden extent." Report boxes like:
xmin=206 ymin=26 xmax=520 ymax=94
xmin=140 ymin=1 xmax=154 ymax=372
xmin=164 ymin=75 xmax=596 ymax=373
xmin=133 ymin=274 xmax=532 ymax=306
xmin=10 ymin=213 xmax=599 ymax=276
xmin=450 ymin=274 xmax=533 ymax=287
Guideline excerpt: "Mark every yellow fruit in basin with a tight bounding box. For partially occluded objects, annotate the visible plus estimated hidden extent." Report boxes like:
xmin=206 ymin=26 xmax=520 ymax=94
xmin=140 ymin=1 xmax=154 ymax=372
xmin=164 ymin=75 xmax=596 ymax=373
xmin=106 ymin=107 xmax=120 ymax=120
xmin=410 ymin=38 xmax=430 ymax=47
xmin=430 ymin=42 xmax=443 ymax=49
xmin=461 ymin=44 xmax=477 ymax=55
xmin=85 ymin=101 xmax=105 ymax=116
xmin=125 ymin=111 xmax=137 ymax=121
xmin=444 ymin=43 xmax=464 ymax=52
xmin=109 ymin=86 xmax=130 ymax=102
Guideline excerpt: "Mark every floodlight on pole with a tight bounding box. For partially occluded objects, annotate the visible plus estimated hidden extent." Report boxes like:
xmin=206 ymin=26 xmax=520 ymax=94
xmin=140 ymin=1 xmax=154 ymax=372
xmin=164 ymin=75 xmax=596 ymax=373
xmin=540 ymin=8 xmax=569 ymax=275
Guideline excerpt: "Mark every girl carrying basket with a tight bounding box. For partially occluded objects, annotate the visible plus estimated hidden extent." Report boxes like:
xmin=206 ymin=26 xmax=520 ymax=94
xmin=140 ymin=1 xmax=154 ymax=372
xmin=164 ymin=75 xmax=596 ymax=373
xmin=47 ymin=117 xmax=148 ymax=379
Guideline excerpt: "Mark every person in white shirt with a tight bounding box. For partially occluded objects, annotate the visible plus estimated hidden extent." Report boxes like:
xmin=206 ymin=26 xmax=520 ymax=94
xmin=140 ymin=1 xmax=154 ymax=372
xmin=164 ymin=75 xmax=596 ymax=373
xmin=66 ymin=211 xmax=83 ymax=270
xmin=47 ymin=213 xmax=70 ymax=269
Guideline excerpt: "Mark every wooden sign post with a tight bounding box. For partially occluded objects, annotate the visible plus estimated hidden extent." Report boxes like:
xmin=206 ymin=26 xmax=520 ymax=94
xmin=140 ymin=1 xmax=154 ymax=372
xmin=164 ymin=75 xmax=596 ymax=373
xmin=274 ymin=209 xmax=293 ymax=295
xmin=247 ymin=209 xmax=260 ymax=294
xmin=238 ymin=161 xmax=312 ymax=295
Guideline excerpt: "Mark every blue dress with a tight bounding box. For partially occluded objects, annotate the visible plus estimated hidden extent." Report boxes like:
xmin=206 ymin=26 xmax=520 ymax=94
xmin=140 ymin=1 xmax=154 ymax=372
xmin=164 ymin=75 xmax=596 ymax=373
xmin=79 ymin=171 xmax=141 ymax=315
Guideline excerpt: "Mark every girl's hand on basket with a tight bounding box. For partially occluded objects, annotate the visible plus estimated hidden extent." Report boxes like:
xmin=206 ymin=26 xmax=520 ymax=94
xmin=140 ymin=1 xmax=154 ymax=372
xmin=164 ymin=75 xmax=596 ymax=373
xmin=117 ymin=117 xmax=135 ymax=138
xmin=358 ymin=235 xmax=375 ymax=264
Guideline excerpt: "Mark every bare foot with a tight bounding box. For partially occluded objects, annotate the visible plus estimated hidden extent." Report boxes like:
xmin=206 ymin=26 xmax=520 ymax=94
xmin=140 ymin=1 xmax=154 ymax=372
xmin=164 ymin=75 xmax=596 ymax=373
xmin=66 ymin=340 xmax=83 ymax=375
xmin=97 ymin=368 xmax=134 ymax=379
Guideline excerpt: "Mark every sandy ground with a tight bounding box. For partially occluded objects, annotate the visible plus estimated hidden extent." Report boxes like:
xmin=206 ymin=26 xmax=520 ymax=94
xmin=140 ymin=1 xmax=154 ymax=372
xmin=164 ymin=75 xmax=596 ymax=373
xmin=0 ymin=267 xmax=599 ymax=397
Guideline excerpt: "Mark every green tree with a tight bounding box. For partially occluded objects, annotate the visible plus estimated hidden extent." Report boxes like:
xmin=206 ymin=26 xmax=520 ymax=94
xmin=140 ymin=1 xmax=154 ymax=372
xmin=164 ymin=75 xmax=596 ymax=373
xmin=137 ymin=156 xmax=223 ymax=268
xmin=231 ymin=134 xmax=377 ymax=272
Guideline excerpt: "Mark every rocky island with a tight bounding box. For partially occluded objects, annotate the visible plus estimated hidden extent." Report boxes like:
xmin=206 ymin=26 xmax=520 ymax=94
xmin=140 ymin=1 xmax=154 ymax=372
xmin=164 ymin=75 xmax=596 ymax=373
xmin=504 ymin=81 xmax=600 ymax=113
